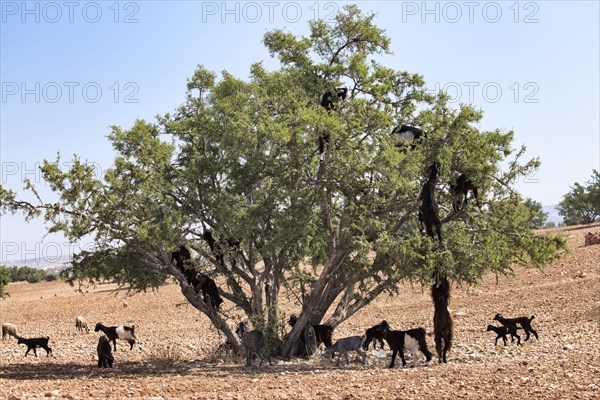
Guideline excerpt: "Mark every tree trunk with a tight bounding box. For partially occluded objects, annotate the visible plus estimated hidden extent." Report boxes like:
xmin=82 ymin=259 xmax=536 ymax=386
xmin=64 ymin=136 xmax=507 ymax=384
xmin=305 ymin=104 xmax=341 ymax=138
xmin=166 ymin=262 xmax=243 ymax=354
xmin=325 ymin=280 xmax=390 ymax=327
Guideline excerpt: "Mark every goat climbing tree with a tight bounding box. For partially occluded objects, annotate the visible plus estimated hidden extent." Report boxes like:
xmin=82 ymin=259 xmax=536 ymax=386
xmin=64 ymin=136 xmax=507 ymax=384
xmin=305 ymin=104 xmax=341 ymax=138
xmin=0 ymin=5 xmax=567 ymax=356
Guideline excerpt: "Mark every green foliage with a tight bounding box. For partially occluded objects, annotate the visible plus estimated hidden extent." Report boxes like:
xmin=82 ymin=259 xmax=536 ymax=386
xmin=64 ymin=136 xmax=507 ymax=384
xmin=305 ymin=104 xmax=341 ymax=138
xmin=558 ymin=170 xmax=600 ymax=225
xmin=0 ymin=265 xmax=64 ymax=297
xmin=523 ymin=197 xmax=549 ymax=229
xmin=0 ymin=267 xmax=11 ymax=298
xmin=3 ymin=265 xmax=48 ymax=283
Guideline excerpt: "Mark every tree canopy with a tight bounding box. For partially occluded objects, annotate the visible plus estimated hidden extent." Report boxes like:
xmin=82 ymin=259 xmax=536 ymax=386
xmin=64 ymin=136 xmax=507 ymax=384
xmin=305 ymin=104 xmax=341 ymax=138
xmin=0 ymin=5 xmax=567 ymax=356
xmin=523 ymin=198 xmax=549 ymax=229
xmin=557 ymin=170 xmax=600 ymax=225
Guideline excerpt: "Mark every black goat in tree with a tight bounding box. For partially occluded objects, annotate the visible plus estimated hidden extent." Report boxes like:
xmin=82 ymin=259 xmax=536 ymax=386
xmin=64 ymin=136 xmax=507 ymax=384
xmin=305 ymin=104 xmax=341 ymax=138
xmin=392 ymin=124 xmax=426 ymax=149
xmin=450 ymin=174 xmax=481 ymax=212
xmin=431 ymin=273 xmax=453 ymax=364
xmin=419 ymin=161 xmax=442 ymax=242
xmin=171 ymin=245 xmax=223 ymax=309
xmin=202 ymin=230 xmax=240 ymax=270
xmin=318 ymin=87 xmax=348 ymax=154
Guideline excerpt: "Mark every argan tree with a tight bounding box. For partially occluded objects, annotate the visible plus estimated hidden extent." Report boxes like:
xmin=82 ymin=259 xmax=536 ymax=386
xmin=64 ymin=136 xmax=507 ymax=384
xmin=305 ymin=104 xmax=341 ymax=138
xmin=558 ymin=170 xmax=600 ymax=225
xmin=0 ymin=5 xmax=567 ymax=357
xmin=523 ymin=198 xmax=549 ymax=229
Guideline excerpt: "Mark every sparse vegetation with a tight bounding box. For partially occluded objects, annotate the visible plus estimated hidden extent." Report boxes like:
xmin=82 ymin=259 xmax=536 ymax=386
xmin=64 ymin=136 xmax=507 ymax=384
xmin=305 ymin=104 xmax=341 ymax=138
xmin=524 ymin=198 xmax=549 ymax=229
xmin=0 ymin=266 xmax=63 ymax=297
xmin=558 ymin=170 xmax=600 ymax=225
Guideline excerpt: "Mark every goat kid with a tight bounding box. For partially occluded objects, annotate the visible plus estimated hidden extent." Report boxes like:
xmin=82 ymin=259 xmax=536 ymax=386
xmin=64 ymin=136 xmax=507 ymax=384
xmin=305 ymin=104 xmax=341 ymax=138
xmin=322 ymin=336 xmax=367 ymax=367
xmin=17 ymin=336 xmax=53 ymax=357
xmin=363 ymin=323 xmax=385 ymax=351
xmin=494 ymin=313 xmax=539 ymax=342
xmin=486 ymin=324 xmax=521 ymax=346
xmin=377 ymin=321 xmax=432 ymax=368
xmin=94 ymin=323 xmax=140 ymax=351
xmin=97 ymin=335 xmax=115 ymax=368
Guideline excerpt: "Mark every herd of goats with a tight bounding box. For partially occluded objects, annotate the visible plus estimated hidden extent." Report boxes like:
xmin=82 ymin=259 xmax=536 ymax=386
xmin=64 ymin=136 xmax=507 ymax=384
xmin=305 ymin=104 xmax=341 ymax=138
xmin=0 ymin=310 xmax=539 ymax=369
xmin=0 ymin=88 xmax=540 ymax=369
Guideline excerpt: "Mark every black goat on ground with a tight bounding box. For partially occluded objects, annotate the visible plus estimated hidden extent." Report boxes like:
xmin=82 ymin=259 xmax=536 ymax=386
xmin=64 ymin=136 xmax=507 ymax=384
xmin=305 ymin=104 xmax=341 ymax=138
xmin=419 ymin=161 xmax=442 ymax=242
xmin=319 ymin=87 xmax=348 ymax=153
xmin=94 ymin=323 xmax=139 ymax=351
xmin=97 ymin=335 xmax=114 ymax=368
xmin=392 ymin=124 xmax=426 ymax=149
xmin=450 ymin=174 xmax=481 ymax=212
xmin=288 ymin=314 xmax=334 ymax=350
xmin=486 ymin=324 xmax=521 ymax=346
xmin=17 ymin=336 xmax=52 ymax=357
xmin=494 ymin=314 xmax=539 ymax=342
xmin=363 ymin=323 xmax=386 ymax=351
xmin=431 ymin=274 xmax=453 ymax=364
xmin=172 ymin=245 xmax=223 ymax=309
xmin=376 ymin=321 xmax=432 ymax=368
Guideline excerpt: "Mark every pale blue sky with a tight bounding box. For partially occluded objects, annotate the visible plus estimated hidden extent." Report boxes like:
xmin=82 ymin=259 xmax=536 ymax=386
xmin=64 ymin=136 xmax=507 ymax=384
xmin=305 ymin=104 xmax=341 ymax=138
xmin=1 ymin=1 xmax=599 ymax=263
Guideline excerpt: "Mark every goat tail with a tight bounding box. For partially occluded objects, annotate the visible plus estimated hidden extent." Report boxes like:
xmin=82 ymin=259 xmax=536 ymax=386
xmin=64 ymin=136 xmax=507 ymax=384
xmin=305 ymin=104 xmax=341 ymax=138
xmin=447 ymin=317 xmax=454 ymax=352
xmin=530 ymin=315 xmax=535 ymax=322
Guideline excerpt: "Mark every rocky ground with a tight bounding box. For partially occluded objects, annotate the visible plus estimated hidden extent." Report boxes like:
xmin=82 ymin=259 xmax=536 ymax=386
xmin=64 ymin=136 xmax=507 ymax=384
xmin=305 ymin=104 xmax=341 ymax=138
xmin=1 ymin=224 xmax=599 ymax=400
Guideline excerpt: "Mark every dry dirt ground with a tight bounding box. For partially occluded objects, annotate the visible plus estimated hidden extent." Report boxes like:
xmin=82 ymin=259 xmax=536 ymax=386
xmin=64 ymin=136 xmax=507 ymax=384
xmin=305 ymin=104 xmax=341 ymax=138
xmin=1 ymin=224 xmax=599 ymax=400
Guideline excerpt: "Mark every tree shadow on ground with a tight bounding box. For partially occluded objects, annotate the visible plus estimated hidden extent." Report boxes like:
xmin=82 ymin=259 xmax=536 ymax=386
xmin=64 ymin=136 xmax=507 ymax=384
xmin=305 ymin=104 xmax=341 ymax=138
xmin=0 ymin=357 xmax=373 ymax=380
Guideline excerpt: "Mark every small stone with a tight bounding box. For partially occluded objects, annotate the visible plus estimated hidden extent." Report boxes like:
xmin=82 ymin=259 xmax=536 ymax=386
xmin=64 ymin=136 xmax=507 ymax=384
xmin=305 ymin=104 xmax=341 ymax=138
xmin=563 ymin=344 xmax=574 ymax=350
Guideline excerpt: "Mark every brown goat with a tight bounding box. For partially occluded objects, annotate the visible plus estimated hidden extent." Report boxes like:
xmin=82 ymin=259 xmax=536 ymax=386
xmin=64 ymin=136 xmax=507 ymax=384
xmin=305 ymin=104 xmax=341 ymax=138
xmin=450 ymin=174 xmax=481 ymax=212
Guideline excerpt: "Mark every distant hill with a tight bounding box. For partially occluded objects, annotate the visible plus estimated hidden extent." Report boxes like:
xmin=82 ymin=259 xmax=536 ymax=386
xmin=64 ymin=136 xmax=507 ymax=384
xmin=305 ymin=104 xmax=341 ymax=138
xmin=543 ymin=204 xmax=564 ymax=225
xmin=2 ymin=255 xmax=71 ymax=272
